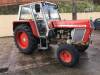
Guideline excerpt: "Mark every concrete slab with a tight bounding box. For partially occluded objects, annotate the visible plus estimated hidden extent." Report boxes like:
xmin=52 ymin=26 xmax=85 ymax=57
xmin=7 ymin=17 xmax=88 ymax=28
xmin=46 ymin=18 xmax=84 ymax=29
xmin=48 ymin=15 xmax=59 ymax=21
xmin=0 ymin=30 xmax=100 ymax=75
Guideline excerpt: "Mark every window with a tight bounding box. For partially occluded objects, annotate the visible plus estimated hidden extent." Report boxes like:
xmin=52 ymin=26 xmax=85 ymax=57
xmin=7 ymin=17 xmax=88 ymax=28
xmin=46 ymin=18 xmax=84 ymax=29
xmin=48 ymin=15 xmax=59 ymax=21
xmin=20 ymin=5 xmax=32 ymax=20
xmin=43 ymin=4 xmax=60 ymax=20
xmin=31 ymin=4 xmax=44 ymax=20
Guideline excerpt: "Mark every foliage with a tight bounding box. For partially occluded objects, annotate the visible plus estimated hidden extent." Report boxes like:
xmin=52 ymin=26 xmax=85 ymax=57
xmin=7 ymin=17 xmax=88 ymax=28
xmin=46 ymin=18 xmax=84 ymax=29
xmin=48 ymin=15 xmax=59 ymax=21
xmin=58 ymin=1 xmax=95 ymax=13
xmin=0 ymin=1 xmax=100 ymax=14
xmin=0 ymin=5 xmax=18 ymax=14
xmin=94 ymin=5 xmax=100 ymax=12
xmin=76 ymin=2 xmax=93 ymax=12
xmin=58 ymin=1 xmax=72 ymax=13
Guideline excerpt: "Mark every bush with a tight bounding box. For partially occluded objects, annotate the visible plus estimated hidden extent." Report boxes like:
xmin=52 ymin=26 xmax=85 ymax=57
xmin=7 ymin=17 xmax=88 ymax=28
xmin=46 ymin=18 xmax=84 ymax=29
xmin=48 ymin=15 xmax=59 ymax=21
xmin=58 ymin=1 xmax=72 ymax=13
xmin=57 ymin=1 xmax=94 ymax=13
xmin=0 ymin=5 xmax=18 ymax=14
xmin=0 ymin=1 xmax=100 ymax=14
xmin=77 ymin=2 xmax=92 ymax=12
xmin=94 ymin=5 xmax=100 ymax=12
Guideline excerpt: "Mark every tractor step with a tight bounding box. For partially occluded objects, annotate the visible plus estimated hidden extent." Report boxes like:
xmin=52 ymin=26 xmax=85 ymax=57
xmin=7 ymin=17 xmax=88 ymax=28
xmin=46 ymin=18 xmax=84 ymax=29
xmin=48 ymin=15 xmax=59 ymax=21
xmin=38 ymin=37 xmax=48 ymax=49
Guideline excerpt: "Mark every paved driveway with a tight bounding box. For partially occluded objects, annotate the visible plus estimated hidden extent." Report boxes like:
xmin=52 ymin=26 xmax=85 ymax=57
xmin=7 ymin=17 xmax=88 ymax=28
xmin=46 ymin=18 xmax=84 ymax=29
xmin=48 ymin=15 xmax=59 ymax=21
xmin=0 ymin=30 xmax=100 ymax=75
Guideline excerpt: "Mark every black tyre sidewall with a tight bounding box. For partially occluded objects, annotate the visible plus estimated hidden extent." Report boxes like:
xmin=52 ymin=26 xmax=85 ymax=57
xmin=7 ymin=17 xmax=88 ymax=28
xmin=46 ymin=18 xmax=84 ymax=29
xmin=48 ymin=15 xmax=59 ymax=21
xmin=14 ymin=25 xmax=37 ymax=54
xmin=56 ymin=44 xmax=79 ymax=67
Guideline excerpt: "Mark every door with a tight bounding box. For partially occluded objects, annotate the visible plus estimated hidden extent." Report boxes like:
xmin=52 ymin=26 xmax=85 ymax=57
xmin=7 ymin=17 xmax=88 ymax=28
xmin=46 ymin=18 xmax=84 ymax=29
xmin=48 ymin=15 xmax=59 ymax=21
xmin=31 ymin=4 xmax=48 ymax=37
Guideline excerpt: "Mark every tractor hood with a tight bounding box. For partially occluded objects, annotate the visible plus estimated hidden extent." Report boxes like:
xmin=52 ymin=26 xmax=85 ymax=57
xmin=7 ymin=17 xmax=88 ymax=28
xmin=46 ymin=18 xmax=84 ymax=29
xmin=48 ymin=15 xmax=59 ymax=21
xmin=49 ymin=20 xmax=91 ymax=29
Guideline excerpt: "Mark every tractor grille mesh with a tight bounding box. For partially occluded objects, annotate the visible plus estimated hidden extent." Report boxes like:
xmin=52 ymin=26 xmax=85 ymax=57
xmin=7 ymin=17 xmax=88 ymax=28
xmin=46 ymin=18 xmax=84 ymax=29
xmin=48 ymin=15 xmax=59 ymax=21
xmin=71 ymin=28 xmax=85 ymax=43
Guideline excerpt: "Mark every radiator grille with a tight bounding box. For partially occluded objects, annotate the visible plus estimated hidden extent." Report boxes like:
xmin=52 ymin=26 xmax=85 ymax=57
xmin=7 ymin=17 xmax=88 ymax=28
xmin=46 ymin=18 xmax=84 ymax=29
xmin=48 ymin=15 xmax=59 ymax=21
xmin=71 ymin=28 xmax=85 ymax=43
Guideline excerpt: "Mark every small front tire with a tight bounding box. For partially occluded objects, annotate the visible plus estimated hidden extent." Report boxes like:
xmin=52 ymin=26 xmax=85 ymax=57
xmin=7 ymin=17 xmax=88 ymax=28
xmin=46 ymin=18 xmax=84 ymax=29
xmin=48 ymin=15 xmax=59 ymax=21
xmin=56 ymin=44 xmax=79 ymax=67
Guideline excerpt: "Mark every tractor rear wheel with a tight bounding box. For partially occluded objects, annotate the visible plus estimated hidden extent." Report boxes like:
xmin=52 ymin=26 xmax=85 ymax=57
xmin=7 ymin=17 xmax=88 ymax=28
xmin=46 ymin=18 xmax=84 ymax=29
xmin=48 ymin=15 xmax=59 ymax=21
xmin=14 ymin=25 xmax=37 ymax=54
xmin=56 ymin=44 xmax=79 ymax=67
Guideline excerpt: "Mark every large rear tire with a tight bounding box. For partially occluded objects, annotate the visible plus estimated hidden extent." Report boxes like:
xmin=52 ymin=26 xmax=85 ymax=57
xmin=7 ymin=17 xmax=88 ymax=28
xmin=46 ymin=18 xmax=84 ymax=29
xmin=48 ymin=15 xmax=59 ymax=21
xmin=14 ymin=25 xmax=37 ymax=54
xmin=56 ymin=44 xmax=79 ymax=67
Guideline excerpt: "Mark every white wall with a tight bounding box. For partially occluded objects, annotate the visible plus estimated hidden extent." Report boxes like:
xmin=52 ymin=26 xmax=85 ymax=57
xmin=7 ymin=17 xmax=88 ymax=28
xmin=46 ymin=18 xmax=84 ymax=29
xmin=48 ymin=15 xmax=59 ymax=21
xmin=0 ymin=15 xmax=17 ymax=37
xmin=0 ymin=12 xmax=100 ymax=37
xmin=60 ymin=12 xmax=100 ymax=20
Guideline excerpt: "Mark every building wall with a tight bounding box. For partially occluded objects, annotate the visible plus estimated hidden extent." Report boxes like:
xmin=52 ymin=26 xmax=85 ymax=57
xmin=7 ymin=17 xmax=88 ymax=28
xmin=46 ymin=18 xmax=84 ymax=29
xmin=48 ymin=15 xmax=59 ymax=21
xmin=0 ymin=0 xmax=17 ymax=6
xmin=0 ymin=12 xmax=100 ymax=37
xmin=0 ymin=0 xmax=38 ymax=6
xmin=0 ymin=0 xmax=68 ymax=6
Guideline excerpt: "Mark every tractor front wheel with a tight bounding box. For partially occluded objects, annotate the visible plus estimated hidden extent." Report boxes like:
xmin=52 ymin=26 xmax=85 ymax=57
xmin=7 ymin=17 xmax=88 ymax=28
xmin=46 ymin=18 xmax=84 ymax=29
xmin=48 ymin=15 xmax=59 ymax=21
xmin=56 ymin=44 xmax=79 ymax=67
xmin=14 ymin=25 xmax=37 ymax=54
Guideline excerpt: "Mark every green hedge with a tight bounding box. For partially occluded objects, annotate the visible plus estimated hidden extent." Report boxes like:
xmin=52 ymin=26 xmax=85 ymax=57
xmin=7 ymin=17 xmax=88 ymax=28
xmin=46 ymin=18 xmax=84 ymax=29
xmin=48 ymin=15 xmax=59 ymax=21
xmin=0 ymin=5 xmax=19 ymax=14
xmin=58 ymin=1 xmax=72 ymax=13
xmin=0 ymin=1 xmax=100 ymax=14
xmin=58 ymin=1 xmax=97 ymax=13
xmin=94 ymin=5 xmax=100 ymax=12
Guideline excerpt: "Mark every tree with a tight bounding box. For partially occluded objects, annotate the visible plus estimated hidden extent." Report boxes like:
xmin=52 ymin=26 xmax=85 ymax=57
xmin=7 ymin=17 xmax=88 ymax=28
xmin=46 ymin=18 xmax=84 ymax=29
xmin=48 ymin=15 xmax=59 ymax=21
xmin=72 ymin=0 xmax=77 ymax=20
xmin=93 ymin=0 xmax=100 ymax=4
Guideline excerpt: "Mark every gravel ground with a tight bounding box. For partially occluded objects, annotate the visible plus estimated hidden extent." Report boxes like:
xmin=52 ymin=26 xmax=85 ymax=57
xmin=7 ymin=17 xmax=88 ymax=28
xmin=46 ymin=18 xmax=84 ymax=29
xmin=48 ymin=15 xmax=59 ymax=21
xmin=0 ymin=30 xmax=100 ymax=75
xmin=0 ymin=37 xmax=14 ymax=73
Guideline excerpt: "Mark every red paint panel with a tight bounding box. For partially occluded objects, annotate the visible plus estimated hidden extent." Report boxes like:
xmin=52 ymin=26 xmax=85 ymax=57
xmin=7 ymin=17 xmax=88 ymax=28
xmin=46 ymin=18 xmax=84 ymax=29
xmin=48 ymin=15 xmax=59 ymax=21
xmin=82 ymin=20 xmax=92 ymax=43
xmin=83 ymin=29 xmax=91 ymax=43
xmin=13 ymin=20 xmax=39 ymax=38
xmin=28 ymin=20 xmax=39 ymax=37
xmin=51 ymin=19 xmax=91 ymax=28
xmin=50 ymin=19 xmax=92 ymax=44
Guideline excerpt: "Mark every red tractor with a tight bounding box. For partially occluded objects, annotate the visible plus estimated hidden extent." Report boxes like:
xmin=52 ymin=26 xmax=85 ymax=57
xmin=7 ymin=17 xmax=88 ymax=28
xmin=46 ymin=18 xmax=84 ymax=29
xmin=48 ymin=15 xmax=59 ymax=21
xmin=13 ymin=1 xmax=93 ymax=67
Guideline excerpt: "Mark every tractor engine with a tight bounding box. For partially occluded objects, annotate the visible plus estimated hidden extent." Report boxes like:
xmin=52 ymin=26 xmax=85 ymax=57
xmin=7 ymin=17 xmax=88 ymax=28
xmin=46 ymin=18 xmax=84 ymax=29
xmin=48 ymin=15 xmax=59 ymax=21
xmin=55 ymin=29 xmax=72 ymax=44
xmin=48 ymin=28 xmax=86 ymax=45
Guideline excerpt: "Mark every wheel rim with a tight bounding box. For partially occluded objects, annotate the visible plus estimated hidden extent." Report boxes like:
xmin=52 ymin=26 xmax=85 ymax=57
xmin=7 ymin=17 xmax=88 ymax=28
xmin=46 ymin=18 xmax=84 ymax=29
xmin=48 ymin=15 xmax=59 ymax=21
xmin=60 ymin=50 xmax=72 ymax=63
xmin=16 ymin=31 xmax=29 ymax=49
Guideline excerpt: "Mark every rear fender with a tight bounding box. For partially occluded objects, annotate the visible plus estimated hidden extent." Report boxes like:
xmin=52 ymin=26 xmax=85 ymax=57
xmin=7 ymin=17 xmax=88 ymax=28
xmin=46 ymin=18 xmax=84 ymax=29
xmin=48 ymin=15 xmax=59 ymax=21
xmin=13 ymin=20 xmax=39 ymax=37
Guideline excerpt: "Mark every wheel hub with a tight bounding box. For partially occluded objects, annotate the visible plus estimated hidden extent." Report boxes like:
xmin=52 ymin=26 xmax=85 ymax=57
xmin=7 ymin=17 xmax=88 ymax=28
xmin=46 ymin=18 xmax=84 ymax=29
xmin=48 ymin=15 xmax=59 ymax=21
xmin=60 ymin=50 xmax=72 ymax=63
xmin=16 ymin=32 xmax=29 ymax=49
xmin=22 ymin=38 xmax=26 ymax=42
